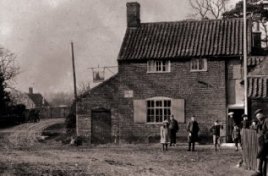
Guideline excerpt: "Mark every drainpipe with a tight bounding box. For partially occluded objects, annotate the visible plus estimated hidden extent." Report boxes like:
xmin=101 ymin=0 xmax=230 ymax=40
xmin=243 ymin=0 xmax=248 ymax=115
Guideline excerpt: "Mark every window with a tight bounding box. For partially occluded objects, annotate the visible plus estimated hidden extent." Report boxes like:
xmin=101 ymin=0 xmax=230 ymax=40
xmin=190 ymin=58 xmax=207 ymax=71
xmin=133 ymin=99 xmax=185 ymax=123
xmin=147 ymin=60 xmax=170 ymax=73
xmin=147 ymin=99 xmax=171 ymax=123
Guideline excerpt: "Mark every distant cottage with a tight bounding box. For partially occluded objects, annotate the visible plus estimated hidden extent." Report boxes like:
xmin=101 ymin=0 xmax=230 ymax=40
xmin=77 ymin=2 xmax=267 ymax=144
xmin=27 ymin=87 xmax=49 ymax=108
xmin=9 ymin=88 xmax=36 ymax=109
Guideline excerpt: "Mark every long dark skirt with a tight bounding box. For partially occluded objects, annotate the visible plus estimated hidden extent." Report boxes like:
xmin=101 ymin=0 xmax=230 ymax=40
xmin=170 ymin=130 xmax=177 ymax=144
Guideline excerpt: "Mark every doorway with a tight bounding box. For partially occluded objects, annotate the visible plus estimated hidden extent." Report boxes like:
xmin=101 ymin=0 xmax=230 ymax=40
xmin=91 ymin=108 xmax=112 ymax=144
xmin=227 ymin=108 xmax=244 ymax=142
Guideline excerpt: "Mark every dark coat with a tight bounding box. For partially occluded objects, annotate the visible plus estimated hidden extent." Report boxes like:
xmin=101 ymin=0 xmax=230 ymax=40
xmin=187 ymin=121 xmax=199 ymax=142
xmin=169 ymin=119 xmax=179 ymax=132
xmin=256 ymin=117 xmax=268 ymax=159
xmin=210 ymin=124 xmax=223 ymax=136
xmin=241 ymin=120 xmax=250 ymax=129
xmin=169 ymin=119 xmax=179 ymax=144
xmin=257 ymin=117 xmax=268 ymax=145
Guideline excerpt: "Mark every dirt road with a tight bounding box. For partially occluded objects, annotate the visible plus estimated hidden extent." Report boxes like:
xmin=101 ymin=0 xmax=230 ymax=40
xmin=0 ymin=119 xmax=256 ymax=176
xmin=0 ymin=144 xmax=255 ymax=176
xmin=0 ymin=118 xmax=64 ymax=148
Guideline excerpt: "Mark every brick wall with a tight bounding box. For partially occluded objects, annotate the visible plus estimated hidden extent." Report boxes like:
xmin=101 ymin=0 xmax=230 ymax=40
xmin=77 ymin=58 xmax=230 ymax=143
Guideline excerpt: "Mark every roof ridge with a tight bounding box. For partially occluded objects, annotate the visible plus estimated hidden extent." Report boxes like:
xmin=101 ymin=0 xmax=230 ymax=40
xmin=138 ymin=18 xmax=243 ymax=26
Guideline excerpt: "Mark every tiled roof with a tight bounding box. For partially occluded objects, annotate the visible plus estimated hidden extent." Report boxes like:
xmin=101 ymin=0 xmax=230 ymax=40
xmin=248 ymin=56 xmax=265 ymax=67
xmin=118 ymin=18 xmax=250 ymax=60
xmin=28 ymin=93 xmax=49 ymax=107
xmin=248 ymin=76 xmax=268 ymax=98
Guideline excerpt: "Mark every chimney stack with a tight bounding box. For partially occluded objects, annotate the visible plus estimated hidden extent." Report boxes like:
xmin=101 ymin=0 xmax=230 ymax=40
xmin=29 ymin=87 xmax=33 ymax=94
xmin=127 ymin=2 xmax=140 ymax=28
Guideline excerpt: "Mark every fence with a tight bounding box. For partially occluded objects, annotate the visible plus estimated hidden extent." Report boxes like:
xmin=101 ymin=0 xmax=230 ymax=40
xmin=241 ymin=129 xmax=258 ymax=170
xmin=39 ymin=106 xmax=70 ymax=119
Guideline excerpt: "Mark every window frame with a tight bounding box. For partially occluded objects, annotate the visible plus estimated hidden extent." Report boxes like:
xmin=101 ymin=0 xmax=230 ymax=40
xmin=147 ymin=60 xmax=171 ymax=73
xmin=146 ymin=97 xmax=172 ymax=124
xmin=190 ymin=58 xmax=208 ymax=72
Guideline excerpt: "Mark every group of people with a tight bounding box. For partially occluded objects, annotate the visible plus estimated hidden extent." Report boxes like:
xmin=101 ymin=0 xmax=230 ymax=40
xmin=232 ymin=109 xmax=268 ymax=176
xmin=160 ymin=115 xmax=179 ymax=151
xmin=251 ymin=109 xmax=268 ymax=176
xmin=160 ymin=115 xmax=200 ymax=151
xmin=209 ymin=114 xmax=251 ymax=152
xmin=159 ymin=109 xmax=268 ymax=176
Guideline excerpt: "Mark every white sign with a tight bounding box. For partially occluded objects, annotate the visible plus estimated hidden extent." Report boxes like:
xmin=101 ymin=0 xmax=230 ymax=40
xmin=124 ymin=90 xmax=134 ymax=98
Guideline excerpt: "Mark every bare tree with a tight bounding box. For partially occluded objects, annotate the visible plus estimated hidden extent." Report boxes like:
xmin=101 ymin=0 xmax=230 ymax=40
xmin=77 ymin=81 xmax=91 ymax=96
xmin=223 ymin=1 xmax=268 ymax=48
xmin=47 ymin=92 xmax=73 ymax=107
xmin=0 ymin=47 xmax=19 ymax=115
xmin=189 ymin=0 xmax=227 ymax=19
xmin=0 ymin=48 xmax=19 ymax=83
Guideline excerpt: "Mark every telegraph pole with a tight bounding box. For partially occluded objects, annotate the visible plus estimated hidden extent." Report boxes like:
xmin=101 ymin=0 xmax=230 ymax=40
xmin=71 ymin=41 xmax=79 ymax=136
xmin=243 ymin=0 xmax=248 ymax=115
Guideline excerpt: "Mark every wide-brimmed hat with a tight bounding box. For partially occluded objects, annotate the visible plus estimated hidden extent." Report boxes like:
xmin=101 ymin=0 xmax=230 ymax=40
xmin=255 ymin=109 xmax=263 ymax=115
xmin=163 ymin=120 xmax=169 ymax=124
xmin=228 ymin=112 xmax=234 ymax=116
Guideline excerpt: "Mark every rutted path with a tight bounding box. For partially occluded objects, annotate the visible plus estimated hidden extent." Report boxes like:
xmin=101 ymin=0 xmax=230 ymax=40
xmin=0 ymin=118 xmax=64 ymax=148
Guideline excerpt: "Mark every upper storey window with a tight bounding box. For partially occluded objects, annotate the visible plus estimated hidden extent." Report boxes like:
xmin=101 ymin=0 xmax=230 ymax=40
xmin=190 ymin=58 xmax=207 ymax=72
xmin=147 ymin=60 xmax=170 ymax=73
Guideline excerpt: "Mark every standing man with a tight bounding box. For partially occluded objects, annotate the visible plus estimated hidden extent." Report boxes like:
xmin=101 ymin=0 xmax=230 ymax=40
xmin=252 ymin=109 xmax=268 ymax=176
xmin=169 ymin=115 xmax=179 ymax=146
xmin=187 ymin=116 xmax=200 ymax=151
xmin=210 ymin=120 xmax=223 ymax=151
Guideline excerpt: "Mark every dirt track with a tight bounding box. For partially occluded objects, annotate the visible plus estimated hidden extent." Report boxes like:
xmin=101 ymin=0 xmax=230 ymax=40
xmin=0 ymin=119 xmax=256 ymax=176
xmin=0 ymin=118 xmax=64 ymax=148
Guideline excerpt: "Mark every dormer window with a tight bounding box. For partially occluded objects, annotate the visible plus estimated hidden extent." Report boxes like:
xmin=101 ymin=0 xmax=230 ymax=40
xmin=147 ymin=60 xmax=170 ymax=73
xmin=190 ymin=58 xmax=207 ymax=72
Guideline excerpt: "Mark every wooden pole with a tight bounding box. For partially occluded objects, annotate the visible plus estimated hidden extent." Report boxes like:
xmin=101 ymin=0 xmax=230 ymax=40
xmin=71 ymin=42 xmax=79 ymax=136
xmin=243 ymin=0 xmax=248 ymax=115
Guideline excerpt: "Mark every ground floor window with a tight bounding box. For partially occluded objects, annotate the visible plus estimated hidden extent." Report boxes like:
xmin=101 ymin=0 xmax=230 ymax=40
xmin=147 ymin=99 xmax=171 ymax=123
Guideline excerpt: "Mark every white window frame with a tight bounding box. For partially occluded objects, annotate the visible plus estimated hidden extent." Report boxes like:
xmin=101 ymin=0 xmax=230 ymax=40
xmin=190 ymin=58 xmax=208 ymax=72
xmin=147 ymin=60 xmax=171 ymax=73
xmin=146 ymin=97 xmax=171 ymax=124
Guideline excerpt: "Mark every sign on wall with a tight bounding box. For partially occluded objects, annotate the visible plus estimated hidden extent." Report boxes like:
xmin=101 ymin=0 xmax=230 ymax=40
xmin=124 ymin=90 xmax=134 ymax=98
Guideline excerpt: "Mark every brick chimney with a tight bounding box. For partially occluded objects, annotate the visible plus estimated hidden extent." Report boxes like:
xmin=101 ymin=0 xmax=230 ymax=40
xmin=29 ymin=87 xmax=33 ymax=94
xmin=127 ymin=2 xmax=140 ymax=28
xmin=252 ymin=32 xmax=261 ymax=50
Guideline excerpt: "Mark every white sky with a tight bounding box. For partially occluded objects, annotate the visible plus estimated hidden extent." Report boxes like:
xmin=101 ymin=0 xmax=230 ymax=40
xmin=0 ymin=0 xmax=238 ymax=95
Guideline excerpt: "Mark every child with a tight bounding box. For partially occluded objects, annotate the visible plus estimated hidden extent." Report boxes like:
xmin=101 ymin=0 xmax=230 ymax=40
xmin=210 ymin=120 xmax=223 ymax=151
xmin=232 ymin=124 xmax=241 ymax=151
xmin=250 ymin=121 xmax=258 ymax=131
xmin=160 ymin=120 xmax=169 ymax=151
